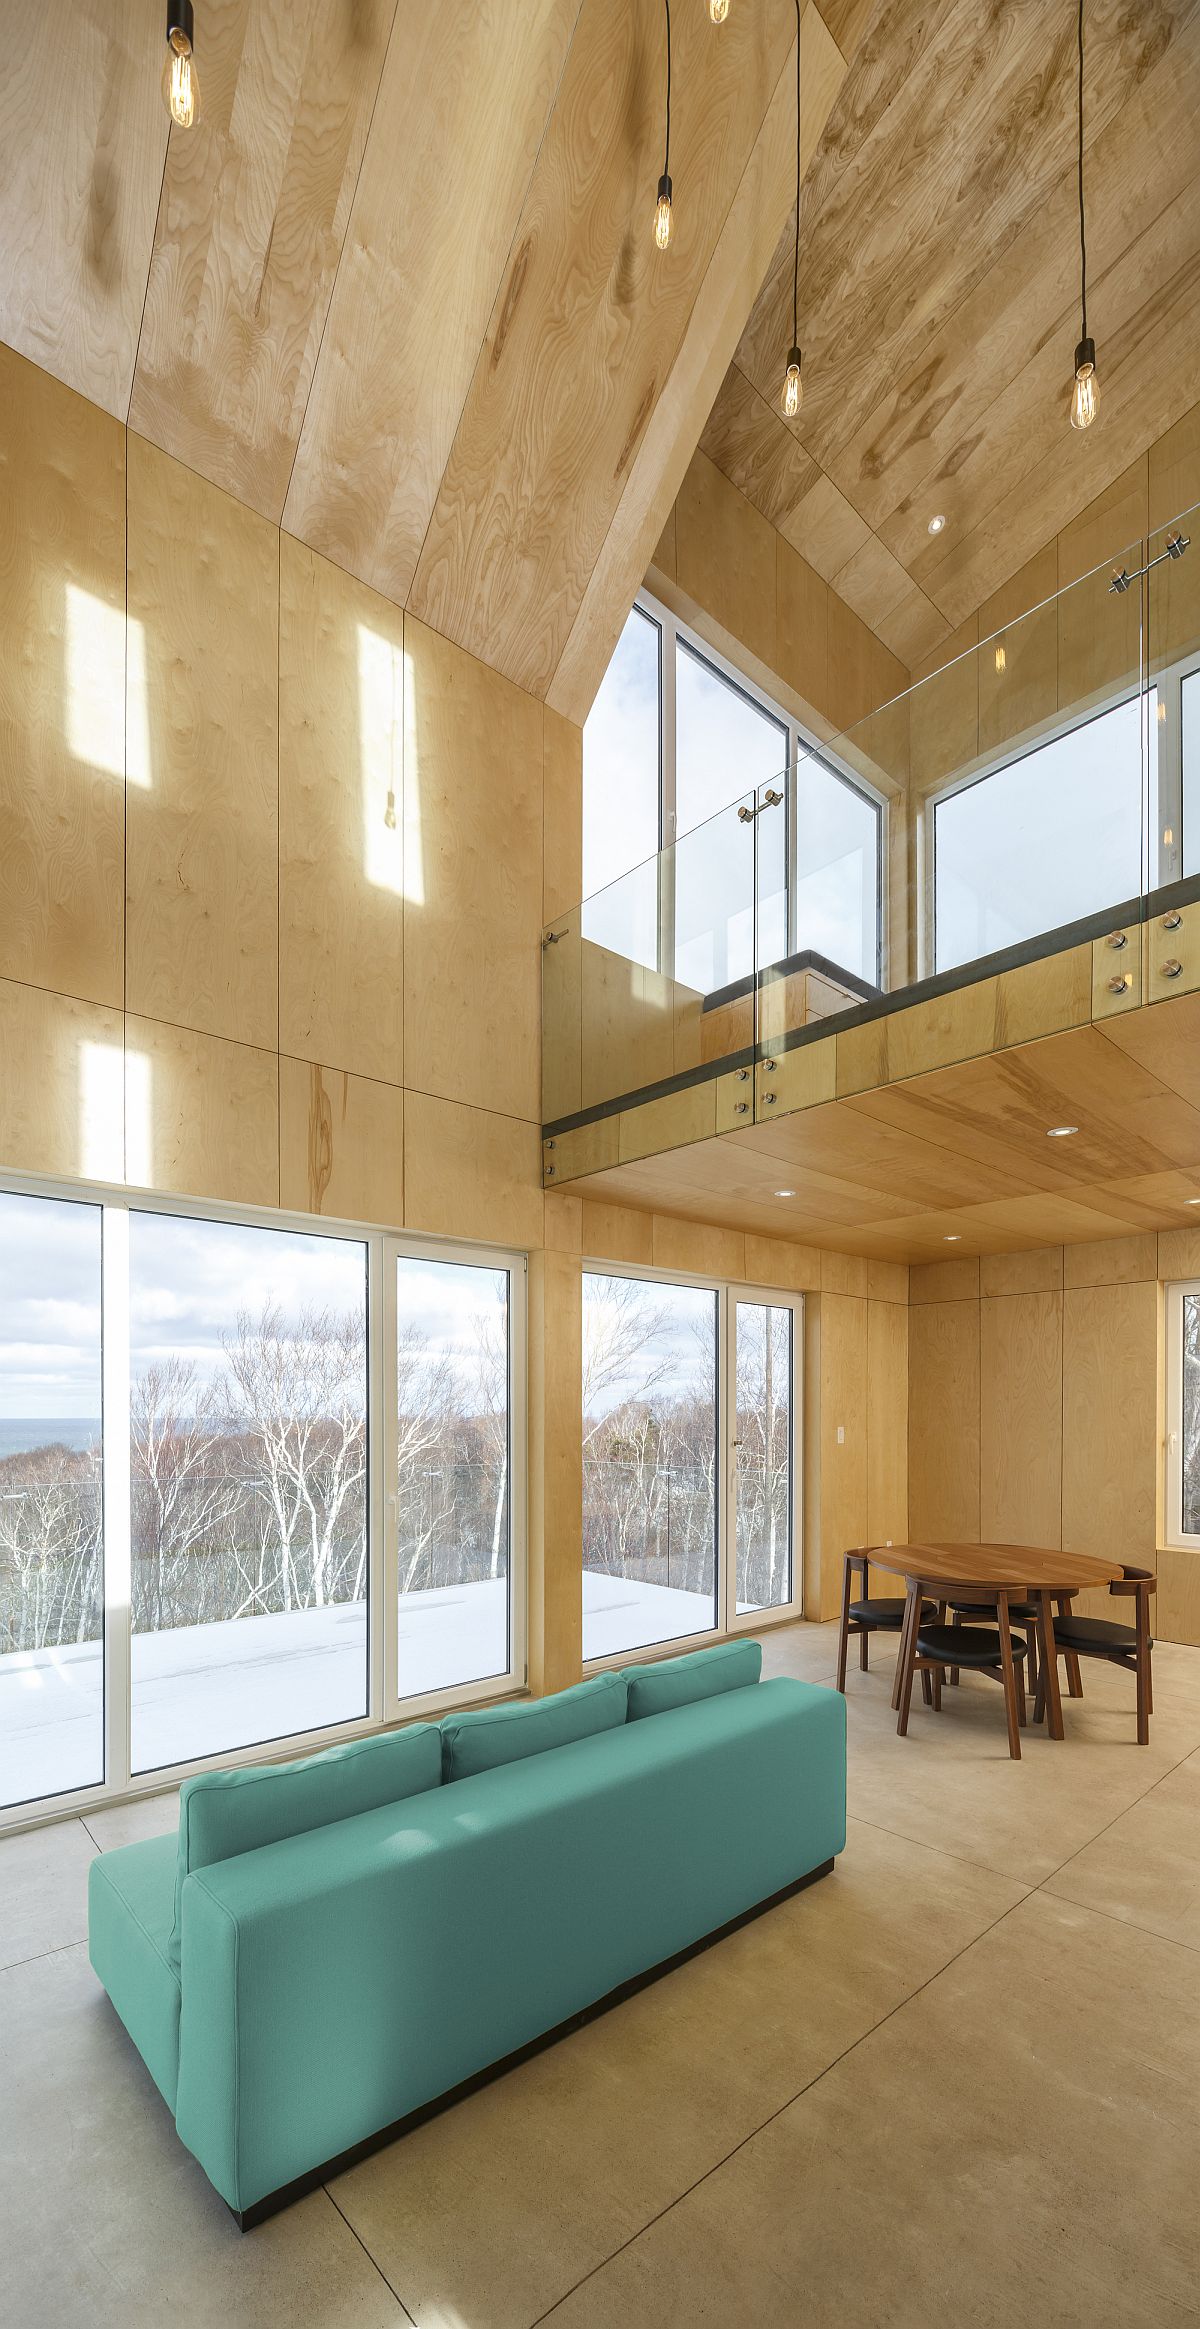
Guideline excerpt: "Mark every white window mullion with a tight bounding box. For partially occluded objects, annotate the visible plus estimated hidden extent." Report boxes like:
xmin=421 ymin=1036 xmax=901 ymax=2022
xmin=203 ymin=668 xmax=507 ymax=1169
xmin=101 ymin=1202 xmax=131 ymax=1798
xmin=659 ymin=609 xmax=678 ymax=982
xmin=369 ymin=1231 xmax=390 ymax=1724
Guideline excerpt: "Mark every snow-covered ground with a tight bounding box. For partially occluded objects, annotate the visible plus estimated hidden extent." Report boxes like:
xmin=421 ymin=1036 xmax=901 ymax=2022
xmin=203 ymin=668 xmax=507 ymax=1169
xmin=0 ymin=1571 xmax=715 ymax=1809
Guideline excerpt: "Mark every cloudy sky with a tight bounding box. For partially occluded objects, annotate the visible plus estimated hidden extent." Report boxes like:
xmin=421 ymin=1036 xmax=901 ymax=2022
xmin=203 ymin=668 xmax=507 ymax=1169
xmin=0 ymin=1194 xmax=508 ymax=1432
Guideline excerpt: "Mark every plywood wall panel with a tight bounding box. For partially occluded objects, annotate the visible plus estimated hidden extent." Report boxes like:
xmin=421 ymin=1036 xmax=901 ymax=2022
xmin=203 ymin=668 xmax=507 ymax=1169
xmin=675 ymin=454 xmax=778 ymax=675
xmin=0 ymin=347 xmax=125 ymax=1007
xmin=867 ymin=1297 xmax=908 ymax=1548
xmin=528 ymin=1246 xmax=584 ymax=1694
xmin=403 ymin=1092 xmax=544 ymax=1251
xmin=279 ymin=1057 xmax=404 ymax=1227
xmin=818 ymin=1293 xmax=868 ymax=1617
xmin=403 ymin=617 xmax=543 ymax=1124
xmin=908 ymin=1298 xmax=980 ymax=1543
xmin=278 ymin=538 xmax=405 ymax=1085
xmin=125 ymin=1015 xmax=279 ymax=1208
xmin=980 ymin=1291 xmax=1063 ymax=1547
xmin=0 ymin=977 xmax=124 ymax=1184
xmin=1061 ymin=1280 xmax=1158 ymax=1564
xmin=543 ymin=709 xmax=583 ymax=927
xmin=126 ymin=435 xmax=279 ymax=1048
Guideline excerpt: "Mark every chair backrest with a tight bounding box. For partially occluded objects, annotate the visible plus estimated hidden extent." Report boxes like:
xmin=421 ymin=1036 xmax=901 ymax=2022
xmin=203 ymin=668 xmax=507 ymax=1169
xmin=1112 ymin=1565 xmax=1157 ymax=1598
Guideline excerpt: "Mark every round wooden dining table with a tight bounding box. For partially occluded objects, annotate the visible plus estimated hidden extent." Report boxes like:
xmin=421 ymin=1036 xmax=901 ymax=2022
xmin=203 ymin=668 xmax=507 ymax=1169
xmin=860 ymin=1542 xmax=1126 ymax=1745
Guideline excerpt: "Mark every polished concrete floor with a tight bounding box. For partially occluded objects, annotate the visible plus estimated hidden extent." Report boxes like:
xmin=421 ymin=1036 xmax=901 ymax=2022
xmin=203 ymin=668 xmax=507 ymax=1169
xmin=4 ymin=1621 xmax=1200 ymax=2327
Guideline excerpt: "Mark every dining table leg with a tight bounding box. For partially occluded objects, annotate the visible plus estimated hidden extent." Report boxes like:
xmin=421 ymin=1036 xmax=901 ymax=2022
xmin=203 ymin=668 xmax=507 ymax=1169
xmin=1036 ymin=1590 xmax=1064 ymax=1740
xmin=895 ymin=1584 xmax=921 ymax=1737
xmin=996 ymin=1592 xmax=1021 ymax=1761
xmin=836 ymin=1553 xmax=854 ymax=1695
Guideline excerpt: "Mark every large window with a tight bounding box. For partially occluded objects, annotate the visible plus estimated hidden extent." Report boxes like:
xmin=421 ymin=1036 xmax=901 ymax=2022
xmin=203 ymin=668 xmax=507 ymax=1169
xmin=932 ymin=697 xmax=1144 ymax=973
xmin=0 ymin=1194 xmax=104 ymax=1811
xmin=0 ymin=1182 xmax=525 ymax=1823
xmin=1166 ymin=1279 xmax=1200 ymax=1546
xmin=583 ymin=596 xmax=883 ymax=993
xmin=581 ymin=1268 xmax=801 ymax=1663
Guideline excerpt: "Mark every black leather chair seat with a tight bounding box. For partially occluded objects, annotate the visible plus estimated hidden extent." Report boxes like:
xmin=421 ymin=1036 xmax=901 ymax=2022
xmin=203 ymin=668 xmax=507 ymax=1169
xmin=1053 ymin=1613 xmax=1148 ymax=1655
xmin=916 ymin=1623 xmax=1029 ymax=1669
xmin=849 ymin=1597 xmax=933 ymax=1630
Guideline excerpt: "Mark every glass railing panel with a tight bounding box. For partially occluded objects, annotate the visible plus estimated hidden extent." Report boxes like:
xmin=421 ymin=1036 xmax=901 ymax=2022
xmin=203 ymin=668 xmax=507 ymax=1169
xmin=1147 ymin=498 xmax=1199 ymax=887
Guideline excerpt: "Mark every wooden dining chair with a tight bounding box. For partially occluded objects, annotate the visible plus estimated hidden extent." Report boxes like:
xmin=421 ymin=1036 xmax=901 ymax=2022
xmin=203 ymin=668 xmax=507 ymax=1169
xmin=895 ymin=1579 xmax=1030 ymax=1761
xmin=944 ymin=1592 xmax=1040 ymax=1693
xmin=836 ymin=1549 xmax=934 ymax=1693
xmin=1035 ymin=1566 xmax=1156 ymax=1744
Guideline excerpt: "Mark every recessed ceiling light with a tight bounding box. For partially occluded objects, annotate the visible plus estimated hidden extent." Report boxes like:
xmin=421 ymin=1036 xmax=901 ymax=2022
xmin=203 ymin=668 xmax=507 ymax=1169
xmin=927 ymin=513 xmax=946 ymax=535
xmin=1046 ymin=1125 xmax=1079 ymax=1138
xmin=1186 ymin=1197 xmax=1200 ymax=1206
xmin=943 ymin=1234 xmax=961 ymax=1242
xmin=774 ymin=1188 xmax=796 ymax=1198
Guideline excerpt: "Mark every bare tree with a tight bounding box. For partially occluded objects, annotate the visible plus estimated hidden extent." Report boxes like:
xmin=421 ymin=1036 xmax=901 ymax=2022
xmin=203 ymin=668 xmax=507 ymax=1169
xmin=220 ymin=1303 xmax=367 ymax=1613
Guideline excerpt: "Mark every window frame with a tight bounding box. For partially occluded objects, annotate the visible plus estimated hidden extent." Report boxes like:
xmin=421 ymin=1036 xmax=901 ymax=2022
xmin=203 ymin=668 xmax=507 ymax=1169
xmin=595 ymin=589 xmax=888 ymax=992
xmin=0 ymin=1167 xmax=527 ymax=1834
xmin=579 ymin=1258 xmax=805 ymax=1672
xmin=1164 ymin=1277 xmax=1200 ymax=1551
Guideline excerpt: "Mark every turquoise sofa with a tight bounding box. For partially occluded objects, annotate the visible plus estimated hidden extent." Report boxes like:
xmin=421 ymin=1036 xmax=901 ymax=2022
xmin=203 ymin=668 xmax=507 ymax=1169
xmin=88 ymin=1641 xmax=846 ymax=2224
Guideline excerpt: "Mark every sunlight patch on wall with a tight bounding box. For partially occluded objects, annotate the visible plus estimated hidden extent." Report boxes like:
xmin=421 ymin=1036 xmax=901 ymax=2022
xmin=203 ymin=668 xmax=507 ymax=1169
xmin=65 ymin=585 xmax=125 ymax=780
xmin=403 ymin=643 xmax=424 ymax=909
xmin=125 ymin=1049 xmax=153 ymax=1188
xmin=356 ymin=624 xmax=405 ymax=896
xmin=79 ymin=1040 xmax=125 ymax=1183
xmin=125 ymin=614 xmax=153 ymax=790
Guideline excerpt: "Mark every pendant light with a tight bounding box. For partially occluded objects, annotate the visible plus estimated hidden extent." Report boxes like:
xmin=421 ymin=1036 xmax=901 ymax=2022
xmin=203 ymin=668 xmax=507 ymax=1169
xmin=163 ymin=0 xmax=200 ymax=128
xmin=709 ymin=0 xmax=730 ymax=20
xmin=780 ymin=0 xmax=803 ymax=417
xmin=1069 ymin=0 xmax=1097 ymax=430
xmin=655 ymin=0 xmax=673 ymax=250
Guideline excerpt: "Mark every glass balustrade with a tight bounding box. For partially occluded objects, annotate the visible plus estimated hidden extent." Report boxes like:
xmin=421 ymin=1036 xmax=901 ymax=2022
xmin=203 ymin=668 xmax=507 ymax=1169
xmin=544 ymin=505 xmax=1198 ymax=1135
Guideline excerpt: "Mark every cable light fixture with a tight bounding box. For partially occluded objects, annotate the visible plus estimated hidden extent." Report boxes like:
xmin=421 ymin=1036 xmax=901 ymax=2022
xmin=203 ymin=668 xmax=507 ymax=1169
xmin=655 ymin=0 xmax=673 ymax=251
xmin=1069 ymin=0 xmax=1097 ymax=430
xmin=163 ymin=0 xmax=200 ymax=128
xmin=781 ymin=0 xmax=803 ymax=417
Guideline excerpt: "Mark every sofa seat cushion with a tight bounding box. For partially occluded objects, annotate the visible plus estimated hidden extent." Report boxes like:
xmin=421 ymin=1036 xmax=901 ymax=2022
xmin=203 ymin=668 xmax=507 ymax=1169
xmin=623 ymin=1637 xmax=762 ymax=1720
xmin=441 ymin=1670 xmax=627 ymax=1781
xmin=172 ymin=1722 xmax=442 ymax=1969
xmin=174 ymin=1675 xmax=845 ymax=2213
xmin=88 ymin=1833 xmax=181 ymax=2112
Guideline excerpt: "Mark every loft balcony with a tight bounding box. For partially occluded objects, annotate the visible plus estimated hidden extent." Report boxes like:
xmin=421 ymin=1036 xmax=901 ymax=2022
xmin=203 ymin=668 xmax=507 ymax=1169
xmin=541 ymin=506 xmax=1200 ymax=1263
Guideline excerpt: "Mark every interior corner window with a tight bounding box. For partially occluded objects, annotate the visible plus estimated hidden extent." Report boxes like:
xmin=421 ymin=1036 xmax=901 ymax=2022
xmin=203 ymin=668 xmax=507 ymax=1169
xmin=1182 ymin=668 xmax=1200 ymax=876
xmin=0 ymin=1192 xmax=104 ymax=1810
xmin=733 ymin=1299 xmax=794 ymax=1614
xmin=394 ymin=1253 xmax=512 ymax=1698
xmin=675 ymin=640 xmax=789 ymax=985
xmin=582 ymin=604 xmax=661 ymax=969
xmin=933 ymin=697 xmax=1144 ymax=973
xmin=128 ymin=1212 xmax=369 ymax=1774
xmin=1174 ymin=1285 xmax=1200 ymax=1542
xmin=582 ymin=1271 xmax=718 ymax=1660
xmin=794 ymin=754 xmax=880 ymax=985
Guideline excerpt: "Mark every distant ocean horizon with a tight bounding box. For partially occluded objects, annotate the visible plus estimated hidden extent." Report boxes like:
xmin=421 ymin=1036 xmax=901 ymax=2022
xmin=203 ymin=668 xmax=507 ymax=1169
xmin=0 ymin=1418 xmax=101 ymax=1457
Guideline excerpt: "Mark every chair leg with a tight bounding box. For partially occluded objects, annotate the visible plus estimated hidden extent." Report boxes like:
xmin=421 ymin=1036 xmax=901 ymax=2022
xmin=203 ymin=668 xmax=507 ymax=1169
xmin=892 ymin=1585 xmax=918 ymax=1713
xmin=1024 ymin=1619 xmax=1038 ymax=1697
xmin=1058 ymin=1596 xmax=1084 ymax=1698
xmin=932 ymin=1664 xmax=943 ymax=1713
xmin=949 ymin=1608 xmax=961 ymax=1689
xmin=997 ymin=1595 xmax=1021 ymax=1761
xmin=896 ymin=1588 xmax=920 ymax=1738
xmin=1015 ymin=1665 xmax=1027 ymax=1728
xmin=859 ymin=1625 xmax=869 ymax=1672
xmin=836 ymin=1555 xmax=853 ymax=1695
xmin=1135 ymin=1597 xmax=1152 ymax=1747
xmin=920 ymin=1667 xmax=933 ymax=1706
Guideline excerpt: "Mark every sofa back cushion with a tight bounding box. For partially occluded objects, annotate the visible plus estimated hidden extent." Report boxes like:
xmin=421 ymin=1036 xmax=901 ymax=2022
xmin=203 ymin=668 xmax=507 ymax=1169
xmin=441 ymin=1671 xmax=627 ymax=1783
xmin=172 ymin=1723 xmax=441 ymax=1967
xmin=623 ymin=1638 xmax=762 ymax=1721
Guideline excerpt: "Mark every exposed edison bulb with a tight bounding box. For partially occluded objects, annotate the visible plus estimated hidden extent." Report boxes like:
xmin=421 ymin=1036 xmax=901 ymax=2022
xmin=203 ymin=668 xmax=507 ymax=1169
xmin=162 ymin=5 xmax=199 ymax=128
xmin=709 ymin=0 xmax=730 ymax=19
xmin=384 ymin=789 xmax=397 ymax=832
xmin=781 ymin=346 xmax=803 ymax=419
xmin=994 ymin=638 xmax=1007 ymax=675
xmin=654 ymin=173 xmax=673 ymax=252
xmin=1070 ymin=336 xmax=1097 ymax=431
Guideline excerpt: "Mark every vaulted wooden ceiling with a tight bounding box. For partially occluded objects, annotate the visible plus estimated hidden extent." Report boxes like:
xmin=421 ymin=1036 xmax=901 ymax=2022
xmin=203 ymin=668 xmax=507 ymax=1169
xmin=0 ymin=0 xmax=854 ymax=716
xmin=703 ymin=0 xmax=1200 ymax=668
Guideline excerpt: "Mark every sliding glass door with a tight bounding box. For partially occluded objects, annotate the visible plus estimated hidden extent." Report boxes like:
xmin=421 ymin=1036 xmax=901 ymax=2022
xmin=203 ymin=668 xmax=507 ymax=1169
xmin=581 ymin=1268 xmax=801 ymax=1664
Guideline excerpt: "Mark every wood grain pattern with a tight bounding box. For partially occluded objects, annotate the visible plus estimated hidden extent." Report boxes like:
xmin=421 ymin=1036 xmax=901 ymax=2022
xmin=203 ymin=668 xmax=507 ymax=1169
xmin=278 ymin=536 xmax=404 ymax=1085
xmin=404 ymin=1091 xmax=544 ymax=1249
xmin=866 ymin=1294 xmax=908 ymax=1547
xmin=527 ymin=1246 xmax=584 ymax=1692
xmin=130 ymin=0 xmax=393 ymax=519
xmin=980 ymin=1290 xmax=1063 ymax=1546
xmin=0 ymin=346 xmax=125 ymax=1006
xmin=908 ymin=1298 xmax=980 ymax=1543
xmin=403 ymin=615 xmax=543 ymax=1123
xmin=0 ymin=976 xmax=125 ymax=1184
xmin=125 ymin=434 xmax=279 ymax=1047
xmin=0 ymin=0 xmax=167 ymax=418
xmin=819 ymin=1290 xmax=868 ymax=1614
xmin=1061 ymin=1279 xmax=1159 ymax=1562
xmin=278 ymin=1055 xmax=404 ymax=1225
xmin=125 ymin=1014 xmax=279 ymax=1206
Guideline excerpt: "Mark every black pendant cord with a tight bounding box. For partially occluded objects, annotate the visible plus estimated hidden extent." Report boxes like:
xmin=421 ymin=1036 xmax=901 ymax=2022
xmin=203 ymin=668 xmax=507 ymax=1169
xmin=1077 ymin=0 xmax=1087 ymax=345
xmin=664 ymin=0 xmax=671 ymax=183
xmin=792 ymin=0 xmax=801 ymax=353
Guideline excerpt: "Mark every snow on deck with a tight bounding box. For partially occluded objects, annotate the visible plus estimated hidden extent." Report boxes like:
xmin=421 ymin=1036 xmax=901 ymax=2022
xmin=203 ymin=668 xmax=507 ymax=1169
xmin=0 ymin=1571 xmax=714 ymax=1809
